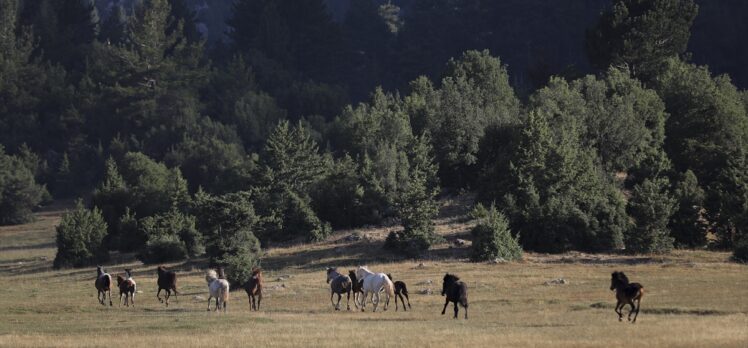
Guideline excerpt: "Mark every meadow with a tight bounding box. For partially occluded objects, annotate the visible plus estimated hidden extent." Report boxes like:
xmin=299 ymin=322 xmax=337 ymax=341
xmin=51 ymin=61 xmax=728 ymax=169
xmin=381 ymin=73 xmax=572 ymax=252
xmin=0 ymin=202 xmax=746 ymax=348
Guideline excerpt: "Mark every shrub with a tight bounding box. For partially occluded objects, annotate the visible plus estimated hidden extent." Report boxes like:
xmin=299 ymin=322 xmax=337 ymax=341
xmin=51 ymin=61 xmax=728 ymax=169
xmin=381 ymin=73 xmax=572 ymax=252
xmin=138 ymin=235 xmax=188 ymax=264
xmin=733 ymin=235 xmax=748 ymax=262
xmin=53 ymin=200 xmax=109 ymax=268
xmin=137 ymin=209 xmax=203 ymax=263
xmin=0 ymin=145 xmax=47 ymax=225
xmin=626 ymin=177 xmax=676 ymax=253
xmin=470 ymin=204 xmax=522 ymax=262
xmin=216 ymin=249 xmax=261 ymax=287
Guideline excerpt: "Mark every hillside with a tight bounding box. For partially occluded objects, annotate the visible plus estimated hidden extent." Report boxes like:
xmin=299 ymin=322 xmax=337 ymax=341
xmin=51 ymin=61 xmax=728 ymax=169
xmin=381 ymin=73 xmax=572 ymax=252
xmin=1 ymin=202 xmax=746 ymax=347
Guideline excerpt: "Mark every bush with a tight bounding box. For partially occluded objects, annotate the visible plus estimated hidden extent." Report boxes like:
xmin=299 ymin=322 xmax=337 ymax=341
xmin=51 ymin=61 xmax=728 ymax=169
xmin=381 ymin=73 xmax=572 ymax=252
xmin=138 ymin=235 xmax=188 ymax=264
xmin=733 ymin=235 xmax=748 ymax=262
xmin=470 ymin=204 xmax=522 ymax=262
xmin=192 ymin=190 xmax=262 ymax=279
xmin=137 ymin=209 xmax=203 ymax=263
xmin=0 ymin=145 xmax=47 ymax=225
xmin=626 ymin=177 xmax=676 ymax=253
xmin=53 ymin=200 xmax=109 ymax=268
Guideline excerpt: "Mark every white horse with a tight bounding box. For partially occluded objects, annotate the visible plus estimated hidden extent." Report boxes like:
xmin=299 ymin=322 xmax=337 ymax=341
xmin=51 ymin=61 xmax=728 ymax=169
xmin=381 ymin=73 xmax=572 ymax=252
xmin=355 ymin=266 xmax=395 ymax=312
xmin=205 ymin=269 xmax=230 ymax=313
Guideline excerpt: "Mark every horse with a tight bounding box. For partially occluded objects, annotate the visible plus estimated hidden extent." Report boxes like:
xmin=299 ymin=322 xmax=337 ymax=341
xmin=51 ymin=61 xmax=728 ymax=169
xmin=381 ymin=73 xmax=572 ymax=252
xmin=349 ymin=270 xmax=364 ymax=308
xmin=355 ymin=266 xmax=394 ymax=312
xmin=441 ymin=273 xmax=468 ymax=319
xmin=116 ymin=269 xmax=137 ymax=307
xmin=156 ymin=265 xmax=178 ymax=306
xmin=386 ymin=274 xmax=412 ymax=311
xmin=243 ymin=267 xmax=263 ymax=311
xmin=326 ymin=268 xmax=352 ymax=311
xmin=95 ymin=266 xmax=113 ymax=306
xmin=610 ymin=271 xmax=644 ymax=323
xmin=206 ymin=269 xmax=230 ymax=313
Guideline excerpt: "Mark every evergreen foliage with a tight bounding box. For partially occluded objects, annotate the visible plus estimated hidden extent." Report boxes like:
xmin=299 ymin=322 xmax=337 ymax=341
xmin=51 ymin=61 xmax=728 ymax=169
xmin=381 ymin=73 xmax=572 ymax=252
xmin=626 ymin=177 xmax=677 ymax=253
xmin=0 ymin=145 xmax=47 ymax=225
xmin=470 ymin=203 xmax=523 ymax=262
xmin=53 ymin=200 xmax=108 ymax=268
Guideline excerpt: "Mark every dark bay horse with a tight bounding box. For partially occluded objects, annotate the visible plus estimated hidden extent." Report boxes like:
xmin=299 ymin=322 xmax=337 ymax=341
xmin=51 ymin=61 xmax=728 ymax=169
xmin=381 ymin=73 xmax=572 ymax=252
xmin=156 ymin=266 xmax=178 ymax=306
xmin=95 ymin=266 xmax=113 ymax=306
xmin=386 ymin=274 xmax=412 ymax=311
xmin=349 ymin=270 xmax=364 ymax=308
xmin=326 ymin=267 xmax=352 ymax=311
xmin=243 ymin=268 xmax=263 ymax=311
xmin=610 ymin=271 xmax=644 ymax=323
xmin=441 ymin=273 xmax=468 ymax=319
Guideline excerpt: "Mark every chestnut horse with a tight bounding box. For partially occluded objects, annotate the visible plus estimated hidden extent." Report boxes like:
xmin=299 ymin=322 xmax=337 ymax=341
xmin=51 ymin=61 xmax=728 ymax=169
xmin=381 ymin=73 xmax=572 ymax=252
xmin=116 ymin=269 xmax=137 ymax=307
xmin=610 ymin=271 xmax=644 ymax=323
xmin=243 ymin=268 xmax=263 ymax=311
xmin=95 ymin=266 xmax=113 ymax=306
xmin=156 ymin=266 xmax=178 ymax=306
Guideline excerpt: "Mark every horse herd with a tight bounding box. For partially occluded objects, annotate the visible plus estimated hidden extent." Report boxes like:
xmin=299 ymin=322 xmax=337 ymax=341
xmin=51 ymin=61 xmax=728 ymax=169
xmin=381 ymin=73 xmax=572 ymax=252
xmin=93 ymin=265 xmax=645 ymax=322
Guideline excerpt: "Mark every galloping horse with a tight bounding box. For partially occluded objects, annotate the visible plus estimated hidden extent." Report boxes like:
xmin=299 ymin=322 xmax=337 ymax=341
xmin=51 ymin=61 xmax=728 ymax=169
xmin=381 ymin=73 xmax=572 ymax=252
xmin=610 ymin=271 xmax=644 ymax=323
xmin=243 ymin=268 xmax=263 ymax=311
xmin=349 ymin=270 xmax=364 ymax=308
xmin=116 ymin=269 xmax=137 ymax=307
xmin=326 ymin=268 xmax=352 ymax=311
xmin=386 ymin=274 xmax=412 ymax=311
xmin=206 ymin=269 xmax=230 ymax=313
xmin=95 ymin=266 xmax=113 ymax=306
xmin=355 ymin=266 xmax=394 ymax=312
xmin=441 ymin=273 xmax=468 ymax=319
xmin=156 ymin=266 xmax=178 ymax=306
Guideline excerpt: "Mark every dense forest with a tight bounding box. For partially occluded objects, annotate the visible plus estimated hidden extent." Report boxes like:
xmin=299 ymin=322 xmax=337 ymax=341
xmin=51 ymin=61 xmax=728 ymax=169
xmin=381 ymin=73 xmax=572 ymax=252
xmin=1 ymin=0 xmax=746 ymax=285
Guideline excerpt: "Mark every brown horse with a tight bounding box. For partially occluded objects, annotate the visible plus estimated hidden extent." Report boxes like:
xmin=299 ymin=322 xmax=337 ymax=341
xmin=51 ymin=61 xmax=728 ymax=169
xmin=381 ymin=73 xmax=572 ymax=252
xmin=610 ymin=271 xmax=644 ymax=323
xmin=95 ymin=266 xmax=113 ymax=306
xmin=243 ymin=268 xmax=263 ymax=311
xmin=116 ymin=269 xmax=137 ymax=307
xmin=349 ymin=270 xmax=364 ymax=308
xmin=156 ymin=266 xmax=178 ymax=306
xmin=386 ymin=274 xmax=412 ymax=311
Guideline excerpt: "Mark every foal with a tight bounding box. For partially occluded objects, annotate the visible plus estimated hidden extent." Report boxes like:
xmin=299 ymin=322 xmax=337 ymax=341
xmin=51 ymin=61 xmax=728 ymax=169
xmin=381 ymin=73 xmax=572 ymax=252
xmin=156 ymin=266 xmax=178 ymax=306
xmin=326 ymin=267 xmax=352 ymax=311
xmin=95 ymin=266 xmax=113 ymax=306
xmin=441 ymin=273 xmax=468 ymax=319
xmin=386 ymin=274 xmax=412 ymax=311
xmin=116 ymin=269 xmax=137 ymax=307
xmin=349 ymin=270 xmax=364 ymax=308
xmin=610 ymin=271 xmax=644 ymax=323
xmin=243 ymin=268 xmax=263 ymax=311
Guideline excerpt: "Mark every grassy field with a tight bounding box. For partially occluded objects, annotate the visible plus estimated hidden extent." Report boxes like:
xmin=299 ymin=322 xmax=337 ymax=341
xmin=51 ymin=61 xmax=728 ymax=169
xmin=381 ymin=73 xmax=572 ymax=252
xmin=0 ymin=202 xmax=746 ymax=347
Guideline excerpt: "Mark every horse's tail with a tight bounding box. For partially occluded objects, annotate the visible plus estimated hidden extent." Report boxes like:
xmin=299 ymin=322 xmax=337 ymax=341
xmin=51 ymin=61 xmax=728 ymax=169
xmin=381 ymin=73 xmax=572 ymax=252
xmin=385 ymin=278 xmax=395 ymax=298
xmin=104 ymin=274 xmax=112 ymax=290
xmin=222 ymin=282 xmax=230 ymax=302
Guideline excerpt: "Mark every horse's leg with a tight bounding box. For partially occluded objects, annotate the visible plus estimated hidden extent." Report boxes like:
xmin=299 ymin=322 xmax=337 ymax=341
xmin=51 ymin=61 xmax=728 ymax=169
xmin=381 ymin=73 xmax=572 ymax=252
xmin=405 ymin=292 xmax=411 ymax=309
xmin=330 ymin=291 xmax=335 ymax=309
xmin=360 ymin=291 xmax=367 ymax=312
xmin=346 ymin=290 xmax=351 ymax=311
xmin=373 ymin=291 xmax=379 ymax=312
xmin=257 ymin=291 xmax=262 ymax=310
xmin=441 ymin=299 xmax=449 ymax=315
xmin=614 ymin=300 xmax=623 ymax=321
xmin=464 ymin=303 xmax=468 ymax=319
xmin=453 ymin=301 xmax=459 ymax=319
xmin=164 ymin=289 xmax=170 ymax=307
xmin=207 ymin=296 xmax=213 ymax=311
xmin=157 ymin=288 xmax=162 ymax=303
xmin=633 ymin=297 xmax=642 ymax=323
xmin=336 ymin=293 xmax=342 ymax=311
xmin=108 ymin=289 xmax=113 ymax=306
xmin=395 ymin=291 xmax=399 ymax=311
xmin=627 ymin=300 xmax=636 ymax=322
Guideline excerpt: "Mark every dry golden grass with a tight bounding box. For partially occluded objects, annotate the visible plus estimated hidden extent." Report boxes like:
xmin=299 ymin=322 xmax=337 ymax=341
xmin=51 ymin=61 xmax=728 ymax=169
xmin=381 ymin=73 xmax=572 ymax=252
xmin=0 ymin=203 xmax=747 ymax=347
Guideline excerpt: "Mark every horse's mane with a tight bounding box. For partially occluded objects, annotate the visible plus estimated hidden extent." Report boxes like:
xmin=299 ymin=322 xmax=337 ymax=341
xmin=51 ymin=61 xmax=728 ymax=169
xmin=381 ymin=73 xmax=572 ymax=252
xmin=206 ymin=269 xmax=218 ymax=282
xmin=348 ymin=270 xmax=357 ymax=283
xmin=613 ymin=271 xmax=630 ymax=285
xmin=444 ymin=273 xmax=460 ymax=283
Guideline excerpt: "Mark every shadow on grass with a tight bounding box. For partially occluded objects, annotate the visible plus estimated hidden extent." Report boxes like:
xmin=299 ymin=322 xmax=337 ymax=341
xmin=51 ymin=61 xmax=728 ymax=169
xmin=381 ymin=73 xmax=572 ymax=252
xmin=585 ymin=302 xmax=742 ymax=316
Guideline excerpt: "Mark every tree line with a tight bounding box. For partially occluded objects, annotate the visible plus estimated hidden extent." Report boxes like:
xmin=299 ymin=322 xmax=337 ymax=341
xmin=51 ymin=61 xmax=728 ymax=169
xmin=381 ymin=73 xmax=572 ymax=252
xmin=0 ymin=0 xmax=746 ymax=284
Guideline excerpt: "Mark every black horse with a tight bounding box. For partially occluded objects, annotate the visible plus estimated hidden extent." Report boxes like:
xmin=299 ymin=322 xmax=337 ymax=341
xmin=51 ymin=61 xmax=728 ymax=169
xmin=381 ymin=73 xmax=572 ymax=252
xmin=386 ymin=274 xmax=412 ymax=311
xmin=610 ymin=271 xmax=644 ymax=323
xmin=441 ymin=273 xmax=468 ymax=319
xmin=349 ymin=270 xmax=364 ymax=308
